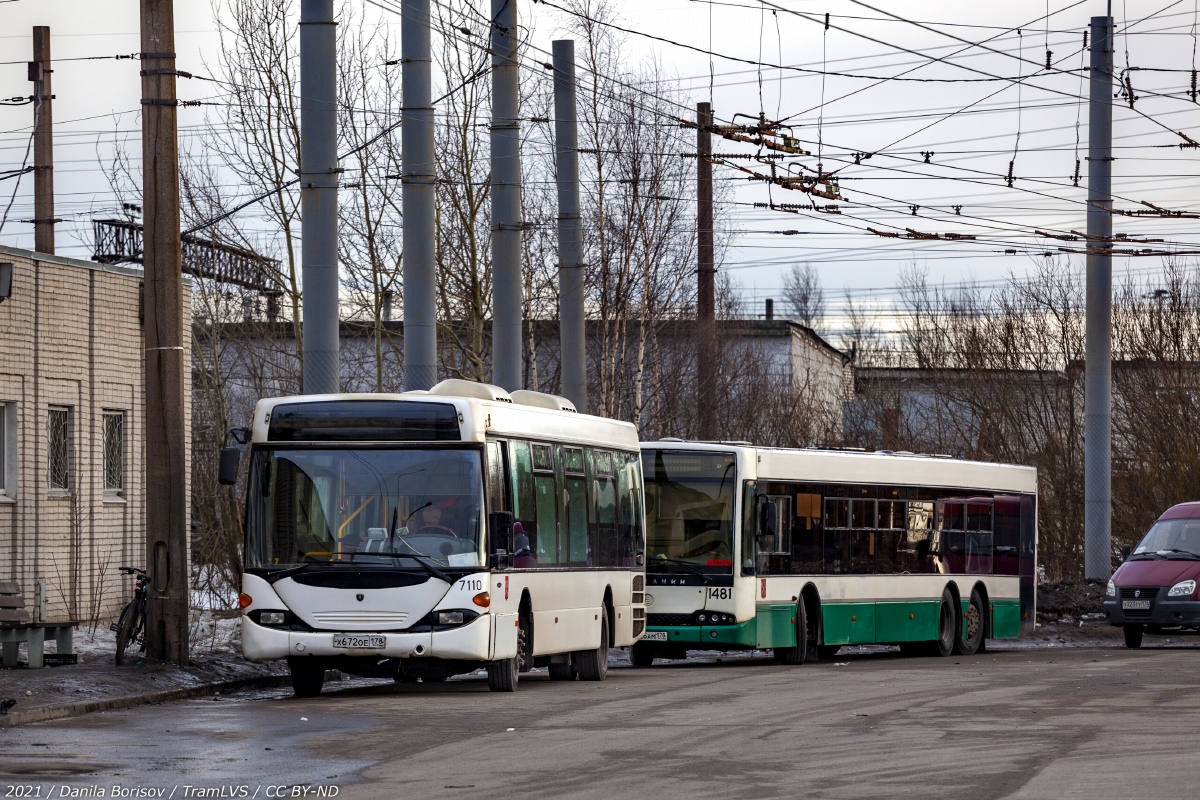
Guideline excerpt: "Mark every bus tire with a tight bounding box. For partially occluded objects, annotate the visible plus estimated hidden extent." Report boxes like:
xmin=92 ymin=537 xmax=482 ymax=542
xmin=955 ymin=588 xmax=985 ymax=656
xmin=487 ymin=655 xmax=519 ymax=692
xmin=630 ymin=643 xmax=655 ymax=667
xmin=288 ymin=658 xmax=325 ymax=697
xmin=576 ymin=612 xmax=609 ymax=681
xmin=773 ymin=602 xmax=809 ymax=665
xmin=1123 ymin=624 xmax=1144 ymax=649
xmin=548 ymin=657 xmax=577 ymax=681
xmin=934 ymin=588 xmax=957 ymax=657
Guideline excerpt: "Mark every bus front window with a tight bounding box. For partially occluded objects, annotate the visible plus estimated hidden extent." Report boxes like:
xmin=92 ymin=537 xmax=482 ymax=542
xmin=641 ymin=450 xmax=736 ymax=574
xmin=244 ymin=447 xmax=485 ymax=570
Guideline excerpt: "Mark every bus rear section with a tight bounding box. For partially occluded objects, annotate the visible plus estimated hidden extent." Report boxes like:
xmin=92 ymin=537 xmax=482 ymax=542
xmin=634 ymin=443 xmax=1037 ymax=665
xmin=230 ymin=383 xmax=645 ymax=695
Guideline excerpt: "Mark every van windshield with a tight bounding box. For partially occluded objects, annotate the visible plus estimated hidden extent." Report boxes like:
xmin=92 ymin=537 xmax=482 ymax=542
xmin=1132 ymin=517 xmax=1200 ymax=559
xmin=244 ymin=446 xmax=485 ymax=570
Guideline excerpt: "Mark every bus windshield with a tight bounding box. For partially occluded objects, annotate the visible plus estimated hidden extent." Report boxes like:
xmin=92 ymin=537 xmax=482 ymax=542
xmin=642 ymin=449 xmax=737 ymax=574
xmin=245 ymin=446 xmax=485 ymax=570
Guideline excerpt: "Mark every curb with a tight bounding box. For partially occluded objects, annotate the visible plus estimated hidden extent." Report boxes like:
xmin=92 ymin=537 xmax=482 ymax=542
xmin=0 ymin=672 xmax=291 ymax=729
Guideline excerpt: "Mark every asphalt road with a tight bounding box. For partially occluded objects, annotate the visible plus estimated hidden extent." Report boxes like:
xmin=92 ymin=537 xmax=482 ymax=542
xmin=4 ymin=645 xmax=1200 ymax=799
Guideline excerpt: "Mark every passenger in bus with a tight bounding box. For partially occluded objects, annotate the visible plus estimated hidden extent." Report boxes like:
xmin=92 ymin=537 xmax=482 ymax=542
xmin=512 ymin=522 xmax=538 ymax=568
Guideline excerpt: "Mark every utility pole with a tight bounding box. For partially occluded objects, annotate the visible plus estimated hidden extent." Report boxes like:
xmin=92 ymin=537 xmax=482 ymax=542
xmin=553 ymin=39 xmax=586 ymax=412
xmin=1084 ymin=14 xmax=1114 ymax=580
xmin=696 ymin=102 xmax=716 ymax=439
xmin=140 ymin=0 xmax=188 ymax=665
xmin=30 ymin=26 xmax=55 ymax=254
xmin=490 ymin=0 xmax=523 ymax=391
xmin=402 ymin=0 xmax=437 ymax=391
xmin=300 ymin=0 xmax=339 ymax=394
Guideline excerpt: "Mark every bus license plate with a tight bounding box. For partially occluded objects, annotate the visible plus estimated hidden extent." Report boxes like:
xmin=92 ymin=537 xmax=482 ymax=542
xmin=333 ymin=634 xmax=386 ymax=649
xmin=643 ymin=631 xmax=668 ymax=641
xmin=1122 ymin=600 xmax=1151 ymax=611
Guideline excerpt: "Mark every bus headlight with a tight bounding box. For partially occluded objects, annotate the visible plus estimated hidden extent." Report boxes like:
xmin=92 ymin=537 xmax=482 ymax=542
xmin=438 ymin=611 xmax=465 ymax=625
xmin=259 ymin=611 xmax=286 ymax=625
xmin=1168 ymin=579 xmax=1196 ymax=598
xmin=1106 ymin=579 xmax=1116 ymax=597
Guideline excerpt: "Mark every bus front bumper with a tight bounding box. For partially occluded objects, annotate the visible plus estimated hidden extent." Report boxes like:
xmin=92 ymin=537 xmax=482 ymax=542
xmin=642 ymin=619 xmax=758 ymax=650
xmin=241 ymin=615 xmax=498 ymax=662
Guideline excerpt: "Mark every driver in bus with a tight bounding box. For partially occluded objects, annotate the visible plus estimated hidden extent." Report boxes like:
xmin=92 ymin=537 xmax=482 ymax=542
xmin=413 ymin=503 xmax=456 ymax=537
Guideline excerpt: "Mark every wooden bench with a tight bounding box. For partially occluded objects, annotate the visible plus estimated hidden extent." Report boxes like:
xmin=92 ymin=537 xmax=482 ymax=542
xmin=0 ymin=581 xmax=77 ymax=669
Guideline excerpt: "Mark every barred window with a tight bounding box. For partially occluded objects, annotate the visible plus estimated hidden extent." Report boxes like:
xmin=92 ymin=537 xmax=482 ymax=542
xmin=48 ymin=406 xmax=71 ymax=492
xmin=103 ymin=412 xmax=124 ymax=493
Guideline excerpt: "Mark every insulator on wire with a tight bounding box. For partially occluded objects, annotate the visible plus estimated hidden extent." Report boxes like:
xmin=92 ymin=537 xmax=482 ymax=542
xmin=1045 ymin=50 xmax=1052 ymax=70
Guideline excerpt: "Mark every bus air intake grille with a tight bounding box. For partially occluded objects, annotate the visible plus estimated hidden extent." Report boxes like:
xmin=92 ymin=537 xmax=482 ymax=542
xmin=311 ymin=611 xmax=409 ymax=626
xmin=632 ymin=575 xmax=645 ymax=592
xmin=633 ymin=619 xmax=645 ymax=637
xmin=647 ymin=613 xmax=697 ymax=627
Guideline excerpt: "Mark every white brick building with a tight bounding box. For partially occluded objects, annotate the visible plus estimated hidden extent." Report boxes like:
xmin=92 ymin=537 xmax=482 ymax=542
xmin=0 ymin=244 xmax=191 ymax=624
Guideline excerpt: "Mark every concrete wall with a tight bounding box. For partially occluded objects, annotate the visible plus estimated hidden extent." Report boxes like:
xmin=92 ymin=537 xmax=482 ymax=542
xmin=0 ymin=245 xmax=191 ymax=624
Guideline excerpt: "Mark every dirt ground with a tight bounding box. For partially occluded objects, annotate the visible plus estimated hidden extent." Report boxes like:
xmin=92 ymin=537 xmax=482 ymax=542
xmin=1036 ymin=579 xmax=1108 ymax=622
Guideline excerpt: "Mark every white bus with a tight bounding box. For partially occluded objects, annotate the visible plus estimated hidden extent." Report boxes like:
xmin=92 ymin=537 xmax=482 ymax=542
xmin=222 ymin=380 xmax=647 ymax=695
xmin=634 ymin=441 xmax=1036 ymax=665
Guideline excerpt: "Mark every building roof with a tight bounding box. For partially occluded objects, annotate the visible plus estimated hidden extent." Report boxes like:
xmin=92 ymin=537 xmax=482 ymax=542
xmin=0 ymin=243 xmax=193 ymax=285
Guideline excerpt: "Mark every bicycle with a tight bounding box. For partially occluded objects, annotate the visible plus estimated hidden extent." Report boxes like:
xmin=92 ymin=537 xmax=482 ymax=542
xmin=114 ymin=566 xmax=149 ymax=665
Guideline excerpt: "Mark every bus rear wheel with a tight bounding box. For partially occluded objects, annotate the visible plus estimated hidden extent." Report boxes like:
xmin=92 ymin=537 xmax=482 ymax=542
xmin=576 ymin=612 xmax=609 ymax=681
xmin=548 ymin=657 xmax=577 ymax=681
xmin=955 ymin=588 xmax=985 ymax=656
xmin=288 ymin=657 xmax=326 ymax=697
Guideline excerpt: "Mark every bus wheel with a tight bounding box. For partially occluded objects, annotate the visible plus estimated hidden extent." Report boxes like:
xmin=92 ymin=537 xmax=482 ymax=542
xmin=934 ymin=588 xmax=957 ymax=657
xmin=955 ymin=588 xmax=985 ymax=656
xmin=288 ymin=657 xmax=325 ymax=697
xmin=630 ymin=643 xmax=655 ymax=667
xmin=548 ymin=656 xmax=577 ymax=681
xmin=773 ymin=602 xmax=809 ymax=665
xmin=1123 ymin=624 xmax=1144 ymax=649
xmin=576 ymin=612 xmax=609 ymax=681
xmin=487 ymin=654 xmax=519 ymax=692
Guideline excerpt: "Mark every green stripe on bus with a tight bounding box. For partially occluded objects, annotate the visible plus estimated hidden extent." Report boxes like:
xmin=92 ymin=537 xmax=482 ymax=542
xmin=821 ymin=602 xmax=878 ymax=645
xmin=874 ymin=600 xmax=941 ymax=643
xmin=644 ymin=619 xmax=759 ymax=648
xmin=990 ymin=600 xmax=1021 ymax=638
xmin=754 ymin=604 xmax=797 ymax=649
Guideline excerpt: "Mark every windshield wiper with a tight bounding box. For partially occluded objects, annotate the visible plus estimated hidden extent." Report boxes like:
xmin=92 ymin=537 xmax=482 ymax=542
xmin=362 ymin=550 xmax=454 ymax=583
xmin=1158 ymin=548 xmax=1200 ymax=560
xmin=650 ymin=556 xmax=712 ymax=584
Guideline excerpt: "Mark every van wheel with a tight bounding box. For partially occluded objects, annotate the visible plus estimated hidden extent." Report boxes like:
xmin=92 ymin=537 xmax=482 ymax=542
xmin=1123 ymin=624 xmax=1144 ymax=649
xmin=288 ymin=658 xmax=325 ymax=697
xmin=576 ymin=612 xmax=609 ymax=681
xmin=955 ymin=588 xmax=985 ymax=656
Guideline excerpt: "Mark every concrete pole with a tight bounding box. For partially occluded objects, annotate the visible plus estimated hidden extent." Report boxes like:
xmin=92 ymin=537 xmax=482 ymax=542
xmin=696 ymin=102 xmax=716 ymax=439
xmin=300 ymin=0 xmax=339 ymax=394
xmin=1085 ymin=15 xmax=1114 ymax=580
xmin=490 ymin=0 xmax=523 ymax=391
xmin=553 ymin=40 xmax=586 ymax=412
xmin=140 ymin=0 xmax=188 ymax=665
xmin=401 ymin=0 xmax=438 ymax=391
xmin=31 ymin=27 xmax=55 ymax=254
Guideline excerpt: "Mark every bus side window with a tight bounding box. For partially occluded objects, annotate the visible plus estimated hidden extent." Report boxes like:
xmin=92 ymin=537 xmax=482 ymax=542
xmin=532 ymin=443 xmax=559 ymax=566
xmin=590 ymin=450 xmax=618 ymax=567
xmin=562 ymin=447 xmax=588 ymax=565
xmin=616 ymin=452 xmax=643 ymax=567
xmin=823 ymin=498 xmax=850 ymax=574
xmin=486 ymin=440 xmax=508 ymax=515
xmin=903 ymin=501 xmax=935 ymax=573
xmin=993 ymin=496 xmax=1021 ymax=575
xmin=965 ymin=500 xmax=993 ymax=574
xmin=509 ymin=440 xmax=538 ymax=568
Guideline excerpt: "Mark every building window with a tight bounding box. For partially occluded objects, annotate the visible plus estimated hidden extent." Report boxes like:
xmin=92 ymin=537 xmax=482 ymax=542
xmin=0 ymin=402 xmax=9 ymax=496
xmin=103 ymin=412 xmax=124 ymax=495
xmin=47 ymin=406 xmax=71 ymax=492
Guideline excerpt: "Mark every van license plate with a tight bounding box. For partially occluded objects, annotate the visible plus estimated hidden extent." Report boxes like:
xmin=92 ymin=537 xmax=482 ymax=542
xmin=643 ymin=631 xmax=668 ymax=641
xmin=333 ymin=634 xmax=386 ymax=649
xmin=1122 ymin=600 xmax=1151 ymax=610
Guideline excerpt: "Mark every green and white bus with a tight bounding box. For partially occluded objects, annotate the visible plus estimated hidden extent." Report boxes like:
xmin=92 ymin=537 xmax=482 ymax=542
xmin=634 ymin=441 xmax=1036 ymax=665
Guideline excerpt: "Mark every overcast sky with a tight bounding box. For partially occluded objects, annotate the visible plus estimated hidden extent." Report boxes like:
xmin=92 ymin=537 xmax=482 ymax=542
xmin=1 ymin=0 xmax=1197 ymax=326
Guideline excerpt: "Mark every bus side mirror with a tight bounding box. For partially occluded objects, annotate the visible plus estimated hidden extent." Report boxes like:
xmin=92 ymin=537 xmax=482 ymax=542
xmin=758 ymin=499 xmax=778 ymax=539
xmin=1121 ymin=543 xmax=1132 ymax=562
xmin=218 ymin=447 xmax=241 ymax=486
xmin=489 ymin=511 xmax=514 ymax=554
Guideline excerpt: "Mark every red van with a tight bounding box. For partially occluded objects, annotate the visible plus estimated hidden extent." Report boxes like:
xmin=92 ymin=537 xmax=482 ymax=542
xmin=1104 ymin=501 xmax=1200 ymax=648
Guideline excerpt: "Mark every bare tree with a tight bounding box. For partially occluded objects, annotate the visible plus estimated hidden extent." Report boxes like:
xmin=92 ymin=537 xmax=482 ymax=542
xmin=782 ymin=263 xmax=824 ymax=329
